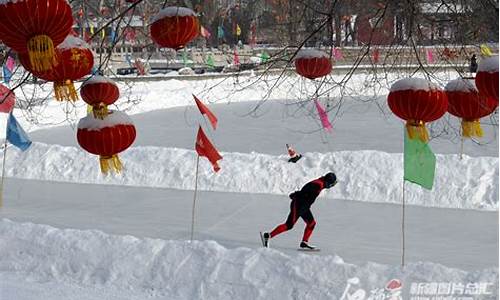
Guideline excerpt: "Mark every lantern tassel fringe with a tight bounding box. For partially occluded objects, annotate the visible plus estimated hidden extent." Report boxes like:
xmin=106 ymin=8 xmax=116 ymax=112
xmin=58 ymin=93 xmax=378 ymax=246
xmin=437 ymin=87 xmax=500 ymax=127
xmin=462 ymin=119 xmax=483 ymax=138
xmin=406 ymin=120 xmax=429 ymax=143
xmin=28 ymin=35 xmax=57 ymax=72
xmin=99 ymin=155 xmax=122 ymax=174
xmin=92 ymin=103 xmax=109 ymax=120
xmin=54 ymin=80 xmax=78 ymax=102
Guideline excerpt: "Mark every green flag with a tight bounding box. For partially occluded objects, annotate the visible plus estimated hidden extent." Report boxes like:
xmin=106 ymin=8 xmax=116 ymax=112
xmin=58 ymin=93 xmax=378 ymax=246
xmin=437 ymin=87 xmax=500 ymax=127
xmin=404 ymin=130 xmax=436 ymax=190
xmin=260 ymin=51 xmax=270 ymax=63
xmin=206 ymin=53 xmax=215 ymax=69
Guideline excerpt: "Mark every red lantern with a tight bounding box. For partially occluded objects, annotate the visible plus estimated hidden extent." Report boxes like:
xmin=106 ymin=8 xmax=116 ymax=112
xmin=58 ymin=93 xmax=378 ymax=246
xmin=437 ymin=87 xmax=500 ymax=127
xmin=77 ymin=110 xmax=136 ymax=174
xmin=445 ymin=78 xmax=498 ymax=138
xmin=387 ymin=78 xmax=448 ymax=142
xmin=0 ymin=84 xmax=16 ymax=113
xmin=0 ymin=0 xmax=73 ymax=72
xmin=80 ymin=76 xmax=120 ymax=119
xmin=295 ymin=49 xmax=332 ymax=80
xmin=475 ymin=55 xmax=499 ymax=102
xmin=19 ymin=36 xmax=94 ymax=102
xmin=150 ymin=7 xmax=199 ymax=50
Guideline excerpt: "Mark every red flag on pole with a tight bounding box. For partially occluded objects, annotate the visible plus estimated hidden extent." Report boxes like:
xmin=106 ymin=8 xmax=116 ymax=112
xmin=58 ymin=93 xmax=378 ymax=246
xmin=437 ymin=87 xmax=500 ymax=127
xmin=195 ymin=126 xmax=222 ymax=172
xmin=193 ymin=94 xmax=218 ymax=130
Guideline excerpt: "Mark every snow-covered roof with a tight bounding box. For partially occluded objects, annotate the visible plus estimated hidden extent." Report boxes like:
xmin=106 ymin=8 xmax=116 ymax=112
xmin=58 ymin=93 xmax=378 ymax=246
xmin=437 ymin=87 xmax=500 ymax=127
xmin=477 ymin=55 xmax=499 ymax=73
xmin=78 ymin=110 xmax=133 ymax=131
xmin=445 ymin=78 xmax=477 ymax=93
xmin=57 ymin=35 xmax=90 ymax=50
xmin=82 ymin=76 xmax=117 ymax=87
xmin=295 ymin=49 xmax=329 ymax=60
xmin=390 ymin=78 xmax=440 ymax=92
xmin=151 ymin=7 xmax=196 ymax=24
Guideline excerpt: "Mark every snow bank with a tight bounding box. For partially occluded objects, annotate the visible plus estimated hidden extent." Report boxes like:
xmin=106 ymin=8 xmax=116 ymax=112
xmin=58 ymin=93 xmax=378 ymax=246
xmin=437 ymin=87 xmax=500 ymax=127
xmin=3 ymin=143 xmax=498 ymax=211
xmin=0 ymin=219 xmax=497 ymax=300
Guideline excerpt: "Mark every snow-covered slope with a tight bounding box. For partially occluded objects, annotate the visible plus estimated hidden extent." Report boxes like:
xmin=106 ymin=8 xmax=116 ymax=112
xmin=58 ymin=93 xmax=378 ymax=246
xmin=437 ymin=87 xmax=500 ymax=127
xmin=3 ymin=143 xmax=498 ymax=210
xmin=0 ymin=219 xmax=497 ymax=300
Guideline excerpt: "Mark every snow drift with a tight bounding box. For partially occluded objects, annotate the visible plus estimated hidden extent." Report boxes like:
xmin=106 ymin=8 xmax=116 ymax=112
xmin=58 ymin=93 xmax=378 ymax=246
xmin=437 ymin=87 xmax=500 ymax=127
xmin=0 ymin=219 xmax=497 ymax=300
xmin=3 ymin=142 xmax=498 ymax=211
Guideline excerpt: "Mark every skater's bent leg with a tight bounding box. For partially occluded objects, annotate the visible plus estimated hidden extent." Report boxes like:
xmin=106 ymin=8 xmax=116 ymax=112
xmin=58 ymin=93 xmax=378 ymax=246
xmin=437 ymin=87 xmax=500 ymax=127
xmin=270 ymin=203 xmax=298 ymax=238
xmin=301 ymin=210 xmax=316 ymax=242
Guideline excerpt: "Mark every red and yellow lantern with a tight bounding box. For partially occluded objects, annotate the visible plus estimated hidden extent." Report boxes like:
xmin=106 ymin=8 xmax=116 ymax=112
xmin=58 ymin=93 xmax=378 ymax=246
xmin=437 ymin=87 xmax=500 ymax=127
xmin=0 ymin=0 xmax=73 ymax=72
xmin=19 ymin=36 xmax=94 ymax=102
xmin=77 ymin=110 xmax=136 ymax=174
xmin=475 ymin=55 xmax=499 ymax=102
xmin=80 ymin=76 xmax=119 ymax=119
xmin=295 ymin=49 xmax=332 ymax=80
xmin=150 ymin=7 xmax=199 ymax=50
xmin=388 ymin=78 xmax=448 ymax=142
xmin=445 ymin=78 xmax=498 ymax=138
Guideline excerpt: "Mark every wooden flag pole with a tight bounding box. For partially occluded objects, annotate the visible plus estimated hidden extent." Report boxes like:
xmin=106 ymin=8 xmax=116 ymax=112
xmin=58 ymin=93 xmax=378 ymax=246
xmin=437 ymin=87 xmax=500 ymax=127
xmin=0 ymin=139 xmax=8 ymax=208
xmin=190 ymin=154 xmax=200 ymax=241
xmin=401 ymin=179 xmax=406 ymax=267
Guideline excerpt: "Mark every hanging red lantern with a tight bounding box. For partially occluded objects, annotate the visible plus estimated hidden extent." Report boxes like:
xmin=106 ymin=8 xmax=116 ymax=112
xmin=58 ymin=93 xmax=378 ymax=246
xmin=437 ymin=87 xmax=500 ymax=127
xmin=445 ymin=78 xmax=498 ymax=138
xmin=0 ymin=84 xmax=16 ymax=113
xmin=77 ymin=110 xmax=136 ymax=174
xmin=80 ymin=76 xmax=120 ymax=119
xmin=0 ymin=0 xmax=73 ymax=72
xmin=150 ymin=7 xmax=200 ymax=50
xmin=475 ymin=55 xmax=499 ymax=102
xmin=19 ymin=36 xmax=94 ymax=102
xmin=294 ymin=49 xmax=332 ymax=80
xmin=387 ymin=78 xmax=448 ymax=142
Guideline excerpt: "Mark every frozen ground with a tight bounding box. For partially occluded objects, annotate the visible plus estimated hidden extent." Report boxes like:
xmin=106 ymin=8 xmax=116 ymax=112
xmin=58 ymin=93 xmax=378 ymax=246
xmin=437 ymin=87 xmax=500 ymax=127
xmin=1 ymin=178 xmax=497 ymax=271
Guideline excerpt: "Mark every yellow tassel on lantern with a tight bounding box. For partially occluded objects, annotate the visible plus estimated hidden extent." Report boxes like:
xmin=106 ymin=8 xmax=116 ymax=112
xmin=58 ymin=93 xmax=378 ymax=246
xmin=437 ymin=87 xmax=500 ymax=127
xmin=406 ymin=120 xmax=429 ymax=143
xmin=462 ymin=119 xmax=483 ymax=138
xmin=27 ymin=35 xmax=57 ymax=72
xmin=54 ymin=80 xmax=78 ymax=102
xmin=99 ymin=155 xmax=123 ymax=174
xmin=92 ymin=103 xmax=109 ymax=120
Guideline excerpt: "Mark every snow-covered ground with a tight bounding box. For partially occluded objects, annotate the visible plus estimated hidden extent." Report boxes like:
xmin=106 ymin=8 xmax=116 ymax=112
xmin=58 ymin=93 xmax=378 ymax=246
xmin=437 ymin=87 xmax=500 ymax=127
xmin=0 ymin=219 xmax=497 ymax=300
xmin=1 ymin=74 xmax=498 ymax=299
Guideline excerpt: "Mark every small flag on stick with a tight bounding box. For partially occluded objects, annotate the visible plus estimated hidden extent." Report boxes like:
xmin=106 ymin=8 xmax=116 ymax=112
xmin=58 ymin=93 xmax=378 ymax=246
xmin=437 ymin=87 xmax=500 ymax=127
xmin=195 ymin=126 xmax=222 ymax=172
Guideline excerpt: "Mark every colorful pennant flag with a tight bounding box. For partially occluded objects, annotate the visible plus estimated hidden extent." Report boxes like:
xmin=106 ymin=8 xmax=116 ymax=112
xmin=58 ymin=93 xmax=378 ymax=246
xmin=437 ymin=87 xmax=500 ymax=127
xmin=6 ymin=113 xmax=32 ymax=151
xmin=332 ymin=47 xmax=343 ymax=61
xmin=206 ymin=53 xmax=215 ymax=69
xmin=193 ymin=94 xmax=218 ymax=130
xmin=195 ymin=126 xmax=222 ymax=172
xmin=217 ymin=26 xmax=225 ymax=39
xmin=426 ymin=49 xmax=435 ymax=64
xmin=2 ymin=65 xmax=12 ymax=85
xmin=372 ymin=48 xmax=380 ymax=64
xmin=260 ymin=52 xmax=270 ymax=64
xmin=404 ymin=130 xmax=436 ymax=190
xmin=314 ymin=99 xmax=332 ymax=131
xmin=0 ymin=84 xmax=15 ymax=113
xmin=480 ymin=44 xmax=493 ymax=57
xmin=200 ymin=25 xmax=211 ymax=39
xmin=236 ymin=24 xmax=241 ymax=37
xmin=233 ymin=49 xmax=240 ymax=66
